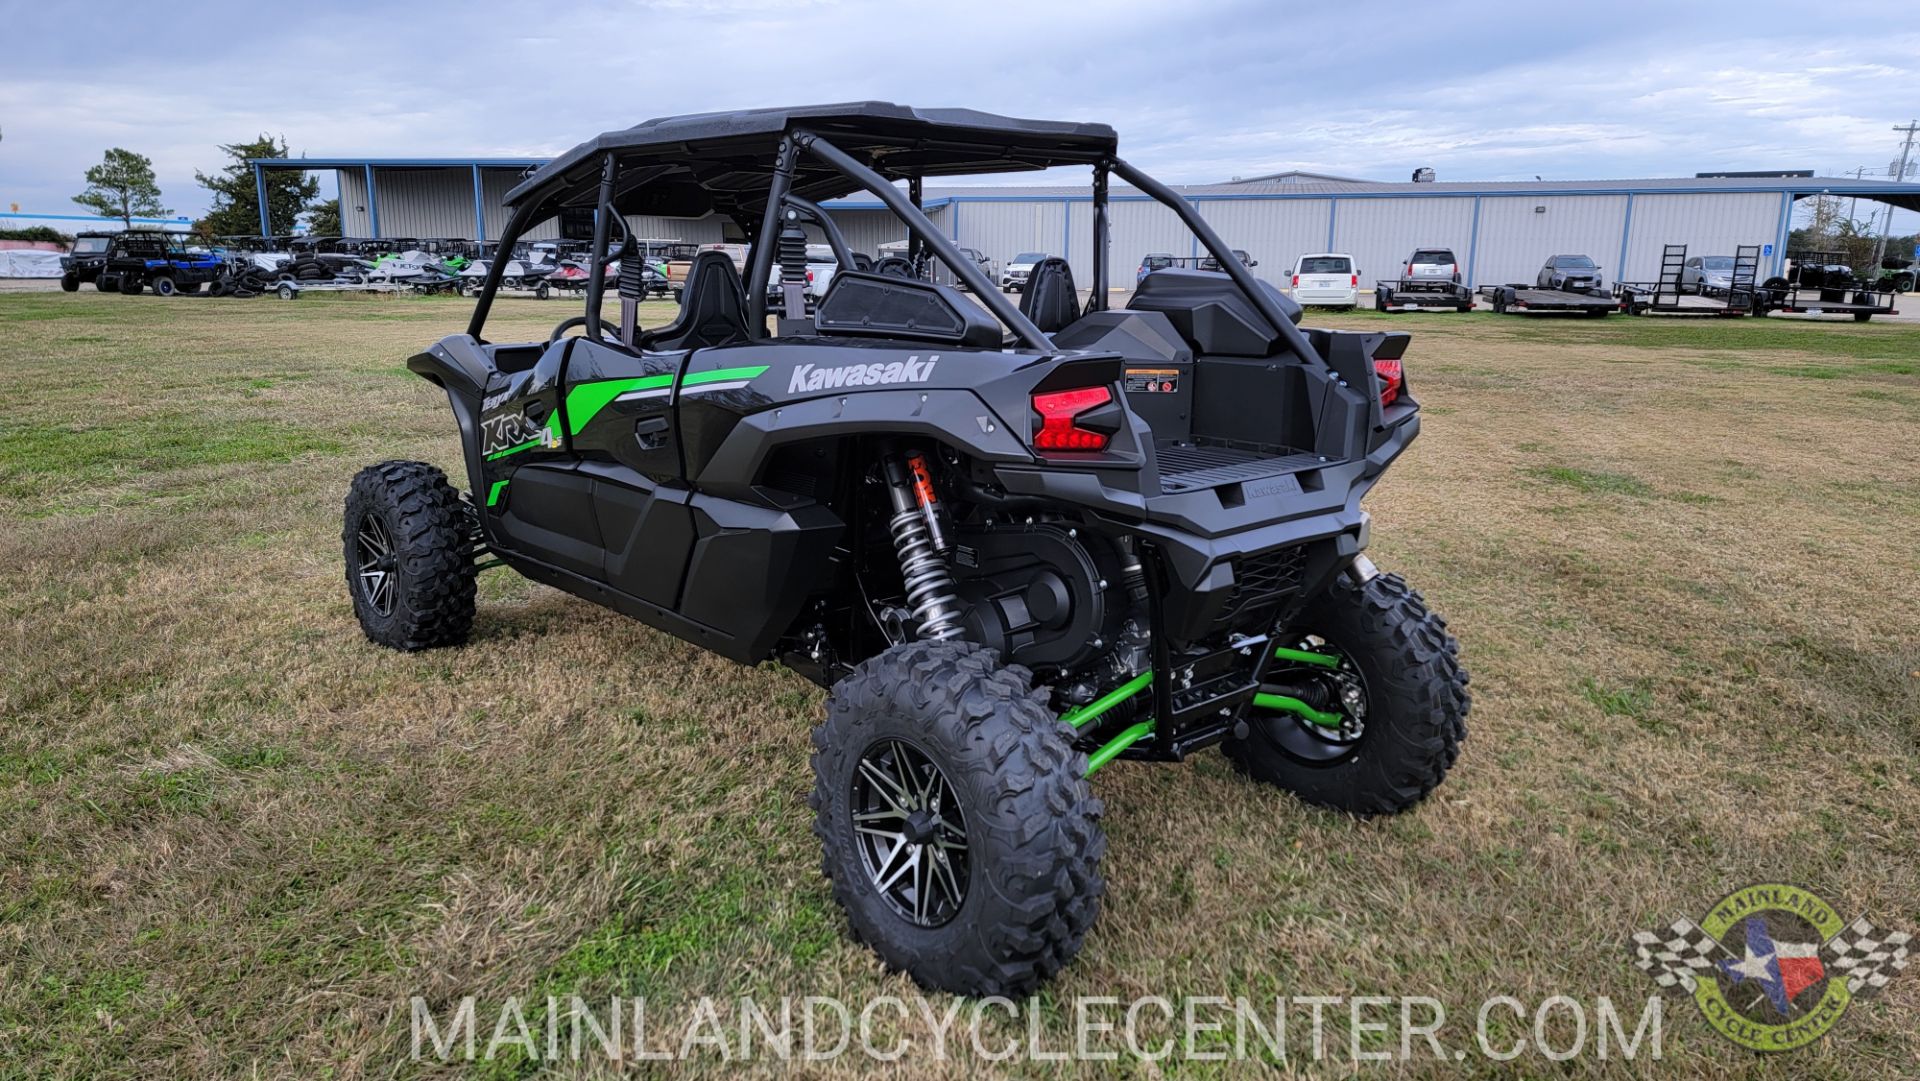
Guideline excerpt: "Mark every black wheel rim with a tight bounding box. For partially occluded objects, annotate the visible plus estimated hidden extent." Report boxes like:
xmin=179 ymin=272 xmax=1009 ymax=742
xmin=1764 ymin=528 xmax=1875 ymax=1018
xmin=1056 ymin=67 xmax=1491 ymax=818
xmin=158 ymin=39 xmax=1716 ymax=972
xmin=849 ymin=738 xmax=970 ymax=927
xmin=354 ymin=514 xmax=398 ymax=616
xmin=1259 ymin=634 xmax=1371 ymax=764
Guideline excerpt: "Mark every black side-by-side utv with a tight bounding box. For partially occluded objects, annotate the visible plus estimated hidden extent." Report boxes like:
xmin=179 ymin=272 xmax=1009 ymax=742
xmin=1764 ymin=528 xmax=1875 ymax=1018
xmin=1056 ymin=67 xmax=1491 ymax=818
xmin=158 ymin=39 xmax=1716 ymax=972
xmin=344 ymin=103 xmax=1469 ymax=996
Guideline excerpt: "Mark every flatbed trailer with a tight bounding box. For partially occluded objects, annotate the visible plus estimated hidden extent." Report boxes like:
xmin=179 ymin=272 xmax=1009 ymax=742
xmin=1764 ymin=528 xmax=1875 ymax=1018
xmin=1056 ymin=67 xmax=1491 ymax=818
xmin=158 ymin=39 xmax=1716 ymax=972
xmin=1373 ymin=280 xmax=1474 ymax=312
xmin=1614 ymin=243 xmax=1761 ymax=317
xmin=1477 ymin=284 xmax=1615 ymax=316
xmin=1753 ymin=283 xmax=1897 ymax=321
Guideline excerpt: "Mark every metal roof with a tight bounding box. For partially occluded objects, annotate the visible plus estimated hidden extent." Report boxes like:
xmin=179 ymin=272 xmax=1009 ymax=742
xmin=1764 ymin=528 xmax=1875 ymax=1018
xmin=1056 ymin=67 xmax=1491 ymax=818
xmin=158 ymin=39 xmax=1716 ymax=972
xmin=250 ymin=154 xmax=1920 ymax=214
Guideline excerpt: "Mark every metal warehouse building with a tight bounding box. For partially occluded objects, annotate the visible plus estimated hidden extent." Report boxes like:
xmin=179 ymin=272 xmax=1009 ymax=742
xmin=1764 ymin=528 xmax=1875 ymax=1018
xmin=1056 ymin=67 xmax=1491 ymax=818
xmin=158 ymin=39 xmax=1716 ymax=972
xmin=253 ymin=158 xmax=1920 ymax=286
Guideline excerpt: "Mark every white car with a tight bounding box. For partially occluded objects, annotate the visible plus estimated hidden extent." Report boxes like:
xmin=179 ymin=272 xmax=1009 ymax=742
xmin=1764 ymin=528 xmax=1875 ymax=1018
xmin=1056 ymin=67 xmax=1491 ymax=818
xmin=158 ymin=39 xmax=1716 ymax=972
xmin=1001 ymin=251 xmax=1050 ymax=292
xmin=1289 ymin=252 xmax=1360 ymax=309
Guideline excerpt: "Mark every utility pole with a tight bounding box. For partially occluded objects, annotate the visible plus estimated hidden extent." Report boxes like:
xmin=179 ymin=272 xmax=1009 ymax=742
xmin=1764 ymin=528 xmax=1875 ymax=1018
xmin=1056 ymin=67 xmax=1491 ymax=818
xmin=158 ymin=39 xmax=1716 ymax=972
xmin=1870 ymin=121 xmax=1919 ymax=270
xmin=1845 ymin=165 xmax=1871 ymax=227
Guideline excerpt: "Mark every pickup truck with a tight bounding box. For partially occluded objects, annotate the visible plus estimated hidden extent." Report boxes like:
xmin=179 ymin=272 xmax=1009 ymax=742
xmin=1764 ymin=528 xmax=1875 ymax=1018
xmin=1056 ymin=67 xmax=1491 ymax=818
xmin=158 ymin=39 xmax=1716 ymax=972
xmin=767 ymin=243 xmax=840 ymax=304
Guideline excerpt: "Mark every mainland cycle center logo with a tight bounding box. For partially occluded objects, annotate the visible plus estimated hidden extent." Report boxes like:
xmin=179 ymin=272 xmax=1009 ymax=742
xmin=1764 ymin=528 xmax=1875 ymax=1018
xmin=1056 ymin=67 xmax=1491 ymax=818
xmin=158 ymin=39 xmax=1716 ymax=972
xmin=1631 ymin=883 xmax=1911 ymax=1051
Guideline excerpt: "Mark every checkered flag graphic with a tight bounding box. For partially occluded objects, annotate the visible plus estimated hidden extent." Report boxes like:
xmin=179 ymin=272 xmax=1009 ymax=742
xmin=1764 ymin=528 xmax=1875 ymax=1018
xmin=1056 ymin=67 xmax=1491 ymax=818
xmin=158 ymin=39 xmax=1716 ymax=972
xmin=1823 ymin=918 xmax=1913 ymax=994
xmin=1632 ymin=918 xmax=1731 ymax=991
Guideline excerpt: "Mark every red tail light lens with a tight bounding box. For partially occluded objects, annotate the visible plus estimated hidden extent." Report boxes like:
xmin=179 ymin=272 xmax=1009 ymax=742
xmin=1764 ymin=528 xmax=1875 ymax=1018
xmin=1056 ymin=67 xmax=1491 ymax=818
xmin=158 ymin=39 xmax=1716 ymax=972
xmin=1350 ymin=273 xmax=1359 ymax=286
xmin=1291 ymin=273 xmax=1300 ymax=287
xmin=1032 ymin=386 xmax=1113 ymax=451
xmin=1374 ymin=359 xmax=1403 ymax=407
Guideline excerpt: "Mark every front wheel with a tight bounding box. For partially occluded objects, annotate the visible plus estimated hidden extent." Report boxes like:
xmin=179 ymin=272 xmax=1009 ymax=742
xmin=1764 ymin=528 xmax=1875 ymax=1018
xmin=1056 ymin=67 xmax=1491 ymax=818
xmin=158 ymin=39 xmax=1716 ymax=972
xmin=1225 ymin=569 xmax=1469 ymax=815
xmin=811 ymin=641 xmax=1105 ymax=997
xmin=343 ymin=461 xmax=477 ymax=651
xmin=60 ymin=273 xmax=79 ymax=292
xmin=119 ymin=275 xmax=143 ymax=295
xmin=150 ymin=276 xmax=177 ymax=297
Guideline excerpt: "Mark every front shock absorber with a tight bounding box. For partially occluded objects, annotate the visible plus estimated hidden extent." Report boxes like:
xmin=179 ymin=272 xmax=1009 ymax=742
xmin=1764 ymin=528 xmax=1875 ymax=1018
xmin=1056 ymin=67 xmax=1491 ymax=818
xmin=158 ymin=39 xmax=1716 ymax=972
xmin=882 ymin=449 xmax=966 ymax=641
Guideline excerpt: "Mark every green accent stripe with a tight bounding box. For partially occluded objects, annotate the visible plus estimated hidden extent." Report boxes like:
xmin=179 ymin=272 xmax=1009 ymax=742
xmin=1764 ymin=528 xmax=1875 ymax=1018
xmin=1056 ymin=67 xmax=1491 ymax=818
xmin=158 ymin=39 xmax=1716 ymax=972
xmin=485 ymin=479 xmax=510 ymax=507
xmin=564 ymin=375 xmax=673 ymax=435
xmin=1060 ymin=670 xmax=1153 ymax=729
xmin=559 ymin=366 xmax=771 ymax=436
xmin=485 ymin=439 xmax=542 ymax=461
xmin=1252 ymin=692 xmax=1343 ymax=728
xmin=1272 ymin=645 xmax=1342 ymax=669
xmin=682 ymin=364 xmax=769 ymax=387
xmin=1085 ymin=720 xmax=1155 ymax=775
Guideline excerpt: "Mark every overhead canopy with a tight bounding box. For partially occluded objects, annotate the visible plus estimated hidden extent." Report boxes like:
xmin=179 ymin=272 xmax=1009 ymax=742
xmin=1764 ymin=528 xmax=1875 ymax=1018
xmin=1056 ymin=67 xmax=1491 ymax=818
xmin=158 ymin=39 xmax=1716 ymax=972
xmin=504 ymin=101 xmax=1119 ymax=221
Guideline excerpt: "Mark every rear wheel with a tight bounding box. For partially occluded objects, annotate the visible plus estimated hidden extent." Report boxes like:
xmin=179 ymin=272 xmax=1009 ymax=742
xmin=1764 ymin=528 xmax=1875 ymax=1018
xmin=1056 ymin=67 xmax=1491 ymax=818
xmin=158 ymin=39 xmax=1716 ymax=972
xmin=811 ymin=640 xmax=1104 ymax=996
xmin=343 ymin=460 xmax=477 ymax=651
xmin=119 ymin=275 xmax=143 ymax=295
xmin=1225 ymin=569 xmax=1469 ymax=815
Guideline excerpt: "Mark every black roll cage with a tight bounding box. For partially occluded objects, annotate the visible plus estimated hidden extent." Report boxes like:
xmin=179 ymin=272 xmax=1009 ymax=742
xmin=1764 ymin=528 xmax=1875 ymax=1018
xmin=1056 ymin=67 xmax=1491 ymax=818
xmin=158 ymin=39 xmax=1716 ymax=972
xmin=466 ymin=129 xmax=1325 ymax=368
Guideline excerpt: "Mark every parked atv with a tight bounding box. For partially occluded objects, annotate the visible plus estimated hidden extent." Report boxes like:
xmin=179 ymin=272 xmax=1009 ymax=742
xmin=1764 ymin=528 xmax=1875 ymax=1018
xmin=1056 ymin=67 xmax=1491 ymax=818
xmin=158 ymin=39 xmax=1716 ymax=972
xmin=343 ymin=103 xmax=1469 ymax=997
xmin=59 ymin=232 xmax=114 ymax=291
xmin=93 ymin=231 xmax=225 ymax=296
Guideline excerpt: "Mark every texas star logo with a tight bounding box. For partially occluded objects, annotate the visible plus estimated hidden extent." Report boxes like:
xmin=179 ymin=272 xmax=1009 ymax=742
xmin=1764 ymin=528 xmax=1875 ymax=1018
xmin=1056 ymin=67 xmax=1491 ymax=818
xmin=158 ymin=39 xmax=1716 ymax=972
xmin=1631 ymin=883 xmax=1911 ymax=1052
xmin=788 ymin=355 xmax=938 ymax=394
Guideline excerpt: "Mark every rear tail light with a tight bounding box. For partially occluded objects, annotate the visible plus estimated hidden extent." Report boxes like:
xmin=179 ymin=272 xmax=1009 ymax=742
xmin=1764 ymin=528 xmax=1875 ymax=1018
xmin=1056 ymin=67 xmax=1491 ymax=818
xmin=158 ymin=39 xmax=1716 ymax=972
xmin=1291 ymin=273 xmax=1300 ymax=287
xmin=805 ymin=270 xmax=814 ymax=282
xmin=1032 ymin=386 xmax=1114 ymax=451
xmin=1374 ymin=359 xmax=1403 ymax=408
xmin=1350 ymin=273 xmax=1359 ymax=286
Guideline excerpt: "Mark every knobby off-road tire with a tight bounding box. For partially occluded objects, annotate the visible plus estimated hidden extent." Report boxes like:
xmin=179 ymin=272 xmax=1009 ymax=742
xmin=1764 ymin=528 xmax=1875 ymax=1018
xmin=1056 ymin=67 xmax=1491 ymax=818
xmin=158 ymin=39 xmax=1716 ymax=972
xmin=1226 ymin=571 xmax=1469 ymax=815
xmin=343 ymin=460 xmax=476 ymax=651
xmin=810 ymin=641 xmax=1105 ymax=997
xmin=60 ymin=274 xmax=79 ymax=292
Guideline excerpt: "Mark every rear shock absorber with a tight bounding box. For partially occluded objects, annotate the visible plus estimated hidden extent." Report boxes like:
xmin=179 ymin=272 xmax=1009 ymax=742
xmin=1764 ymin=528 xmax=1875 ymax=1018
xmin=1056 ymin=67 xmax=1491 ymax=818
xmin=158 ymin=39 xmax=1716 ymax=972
xmin=882 ymin=449 xmax=966 ymax=641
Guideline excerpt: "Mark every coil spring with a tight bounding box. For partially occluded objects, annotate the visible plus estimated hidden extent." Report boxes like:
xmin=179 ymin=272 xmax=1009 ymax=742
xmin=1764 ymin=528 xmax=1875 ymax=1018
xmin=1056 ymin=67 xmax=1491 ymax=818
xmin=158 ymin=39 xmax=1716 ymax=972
xmin=888 ymin=505 xmax=967 ymax=641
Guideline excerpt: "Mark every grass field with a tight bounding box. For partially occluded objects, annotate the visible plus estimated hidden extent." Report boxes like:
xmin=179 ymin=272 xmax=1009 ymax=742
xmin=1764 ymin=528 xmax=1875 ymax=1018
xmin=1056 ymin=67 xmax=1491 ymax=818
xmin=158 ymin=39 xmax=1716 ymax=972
xmin=1 ymin=290 xmax=1916 ymax=1078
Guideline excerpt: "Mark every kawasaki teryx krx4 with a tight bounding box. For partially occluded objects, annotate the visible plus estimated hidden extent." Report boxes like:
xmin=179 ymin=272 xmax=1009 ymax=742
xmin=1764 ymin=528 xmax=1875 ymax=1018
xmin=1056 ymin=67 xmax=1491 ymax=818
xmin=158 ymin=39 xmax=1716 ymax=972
xmin=344 ymin=103 xmax=1469 ymax=997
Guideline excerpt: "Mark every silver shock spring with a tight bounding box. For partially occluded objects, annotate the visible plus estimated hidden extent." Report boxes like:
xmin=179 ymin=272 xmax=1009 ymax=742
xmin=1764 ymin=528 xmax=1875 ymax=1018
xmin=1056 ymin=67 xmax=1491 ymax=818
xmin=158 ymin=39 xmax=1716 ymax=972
xmin=882 ymin=451 xmax=967 ymax=641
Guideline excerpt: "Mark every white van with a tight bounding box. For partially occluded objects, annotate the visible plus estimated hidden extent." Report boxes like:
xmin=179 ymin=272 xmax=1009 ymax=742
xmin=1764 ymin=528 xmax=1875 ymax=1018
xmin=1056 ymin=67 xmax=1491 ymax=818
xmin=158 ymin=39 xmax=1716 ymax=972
xmin=1289 ymin=253 xmax=1359 ymax=309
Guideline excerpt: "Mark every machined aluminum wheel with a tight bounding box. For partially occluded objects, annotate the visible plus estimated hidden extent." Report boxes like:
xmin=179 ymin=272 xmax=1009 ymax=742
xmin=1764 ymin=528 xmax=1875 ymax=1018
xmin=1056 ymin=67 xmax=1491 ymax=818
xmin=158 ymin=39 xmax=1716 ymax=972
xmin=850 ymin=738 xmax=970 ymax=927
xmin=354 ymin=514 xmax=397 ymax=616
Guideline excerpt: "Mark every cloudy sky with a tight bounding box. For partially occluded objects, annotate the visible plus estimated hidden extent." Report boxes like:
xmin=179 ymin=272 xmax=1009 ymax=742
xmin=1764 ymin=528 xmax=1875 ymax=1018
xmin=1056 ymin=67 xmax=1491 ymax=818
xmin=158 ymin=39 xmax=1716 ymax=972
xmin=4 ymin=1 xmax=1917 ymax=232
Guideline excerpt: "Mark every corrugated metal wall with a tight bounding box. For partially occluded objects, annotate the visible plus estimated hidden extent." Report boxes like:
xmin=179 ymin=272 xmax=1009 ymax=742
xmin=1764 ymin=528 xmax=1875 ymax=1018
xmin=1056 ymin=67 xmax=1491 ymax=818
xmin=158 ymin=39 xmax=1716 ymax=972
xmin=1620 ymin=193 xmax=1781 ymax=282
xmin=1333 ymin=196 xmax=1477 ymax=287
xmin=1196 ymin=198 xmax=1333 ymax=286
xmin=334 ymin=165 xmax=1794 ymax=288
xmin=951 ymin=200 xmax=1069 ymax=270
xmin=831 ymin=208 xmax=911 ymax=255
xmin=1470 ymin=195 xmax=1628 ymax=286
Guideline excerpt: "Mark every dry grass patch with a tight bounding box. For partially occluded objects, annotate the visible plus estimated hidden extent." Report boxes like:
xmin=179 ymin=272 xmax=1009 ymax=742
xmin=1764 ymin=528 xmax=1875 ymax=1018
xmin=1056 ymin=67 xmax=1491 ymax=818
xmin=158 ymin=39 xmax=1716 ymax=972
xmin=1 ymin=294 xmax=1917 ymax=1078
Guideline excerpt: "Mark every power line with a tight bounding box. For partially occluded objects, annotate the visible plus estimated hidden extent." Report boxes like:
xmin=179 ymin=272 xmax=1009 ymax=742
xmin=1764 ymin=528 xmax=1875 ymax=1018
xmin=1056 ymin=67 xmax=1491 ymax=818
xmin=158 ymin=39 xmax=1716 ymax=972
xmin=1869 ymin=121 xmax=1919 ymax=269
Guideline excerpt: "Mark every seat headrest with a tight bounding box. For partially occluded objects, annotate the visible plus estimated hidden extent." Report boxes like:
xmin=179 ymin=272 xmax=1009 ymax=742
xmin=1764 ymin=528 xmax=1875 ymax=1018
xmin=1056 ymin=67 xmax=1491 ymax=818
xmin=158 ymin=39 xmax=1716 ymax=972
xmin=1018 ymin=257 xmax=1080 ymax=334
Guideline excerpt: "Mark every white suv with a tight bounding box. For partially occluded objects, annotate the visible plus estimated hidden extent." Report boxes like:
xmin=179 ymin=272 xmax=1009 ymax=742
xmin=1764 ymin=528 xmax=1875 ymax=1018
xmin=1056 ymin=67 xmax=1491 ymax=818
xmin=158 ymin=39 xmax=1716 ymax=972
xmin=1001 ymin=251 xmax=1049 ymax=293
xmin=1289 ymin=253 xmax=1359 ymax=309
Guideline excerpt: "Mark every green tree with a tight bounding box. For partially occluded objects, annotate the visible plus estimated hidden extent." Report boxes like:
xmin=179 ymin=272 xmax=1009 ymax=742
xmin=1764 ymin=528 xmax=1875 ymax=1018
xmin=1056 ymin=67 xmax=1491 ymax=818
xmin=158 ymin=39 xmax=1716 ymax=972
xmin=195 ymin=135 xmax=317 ymax=236
xmin=72 ymin=148 xmax=168 ymax=227
xmin=304 ymin=197 xmax=341 ymax=237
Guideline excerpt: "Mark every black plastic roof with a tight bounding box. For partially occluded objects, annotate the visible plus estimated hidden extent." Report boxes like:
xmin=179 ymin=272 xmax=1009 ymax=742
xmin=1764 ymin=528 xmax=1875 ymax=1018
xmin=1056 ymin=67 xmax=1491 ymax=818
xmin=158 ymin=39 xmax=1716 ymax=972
xmin=503 ymin=102 xmax=1118 ymax=220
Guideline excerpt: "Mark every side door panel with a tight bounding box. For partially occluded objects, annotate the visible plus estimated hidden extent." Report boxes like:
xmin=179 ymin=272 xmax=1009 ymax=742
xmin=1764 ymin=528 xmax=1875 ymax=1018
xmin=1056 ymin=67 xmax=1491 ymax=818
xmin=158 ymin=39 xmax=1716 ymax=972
xmin=559 ymin=339 xmax=699 ymax=607
xmin=481 ymin=339 xmax=606 ymax=577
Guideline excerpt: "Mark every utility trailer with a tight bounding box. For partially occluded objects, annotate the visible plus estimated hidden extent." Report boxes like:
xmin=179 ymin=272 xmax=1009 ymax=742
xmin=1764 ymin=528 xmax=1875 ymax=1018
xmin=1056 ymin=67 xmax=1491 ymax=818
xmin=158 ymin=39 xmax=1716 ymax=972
xmin=1752 ymin=280 xmax=1898 ymax=322
xmin=1477 ymin=283 xmax=1615 ymax=316
xmin=1614 ymin=244 xmax=1761 ymax=316
xmin=272 ymin=279 xmax=420 ymax=300
xmin=1372 ymin=280 xmax=1473 ymax=312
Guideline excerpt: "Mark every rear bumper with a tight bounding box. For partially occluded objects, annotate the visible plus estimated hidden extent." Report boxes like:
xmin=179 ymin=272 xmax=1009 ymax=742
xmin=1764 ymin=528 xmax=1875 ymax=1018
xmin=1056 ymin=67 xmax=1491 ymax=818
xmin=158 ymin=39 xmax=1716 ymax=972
xmin=1291 ymin=287 xmax=1358 ymax=305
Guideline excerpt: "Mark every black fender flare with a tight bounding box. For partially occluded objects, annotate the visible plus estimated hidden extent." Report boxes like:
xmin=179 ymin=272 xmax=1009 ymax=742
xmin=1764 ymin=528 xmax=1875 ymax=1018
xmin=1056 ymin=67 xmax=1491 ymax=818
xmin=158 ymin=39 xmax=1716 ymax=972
xmin=692 ymin=387 xmax=1032 ymax=499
